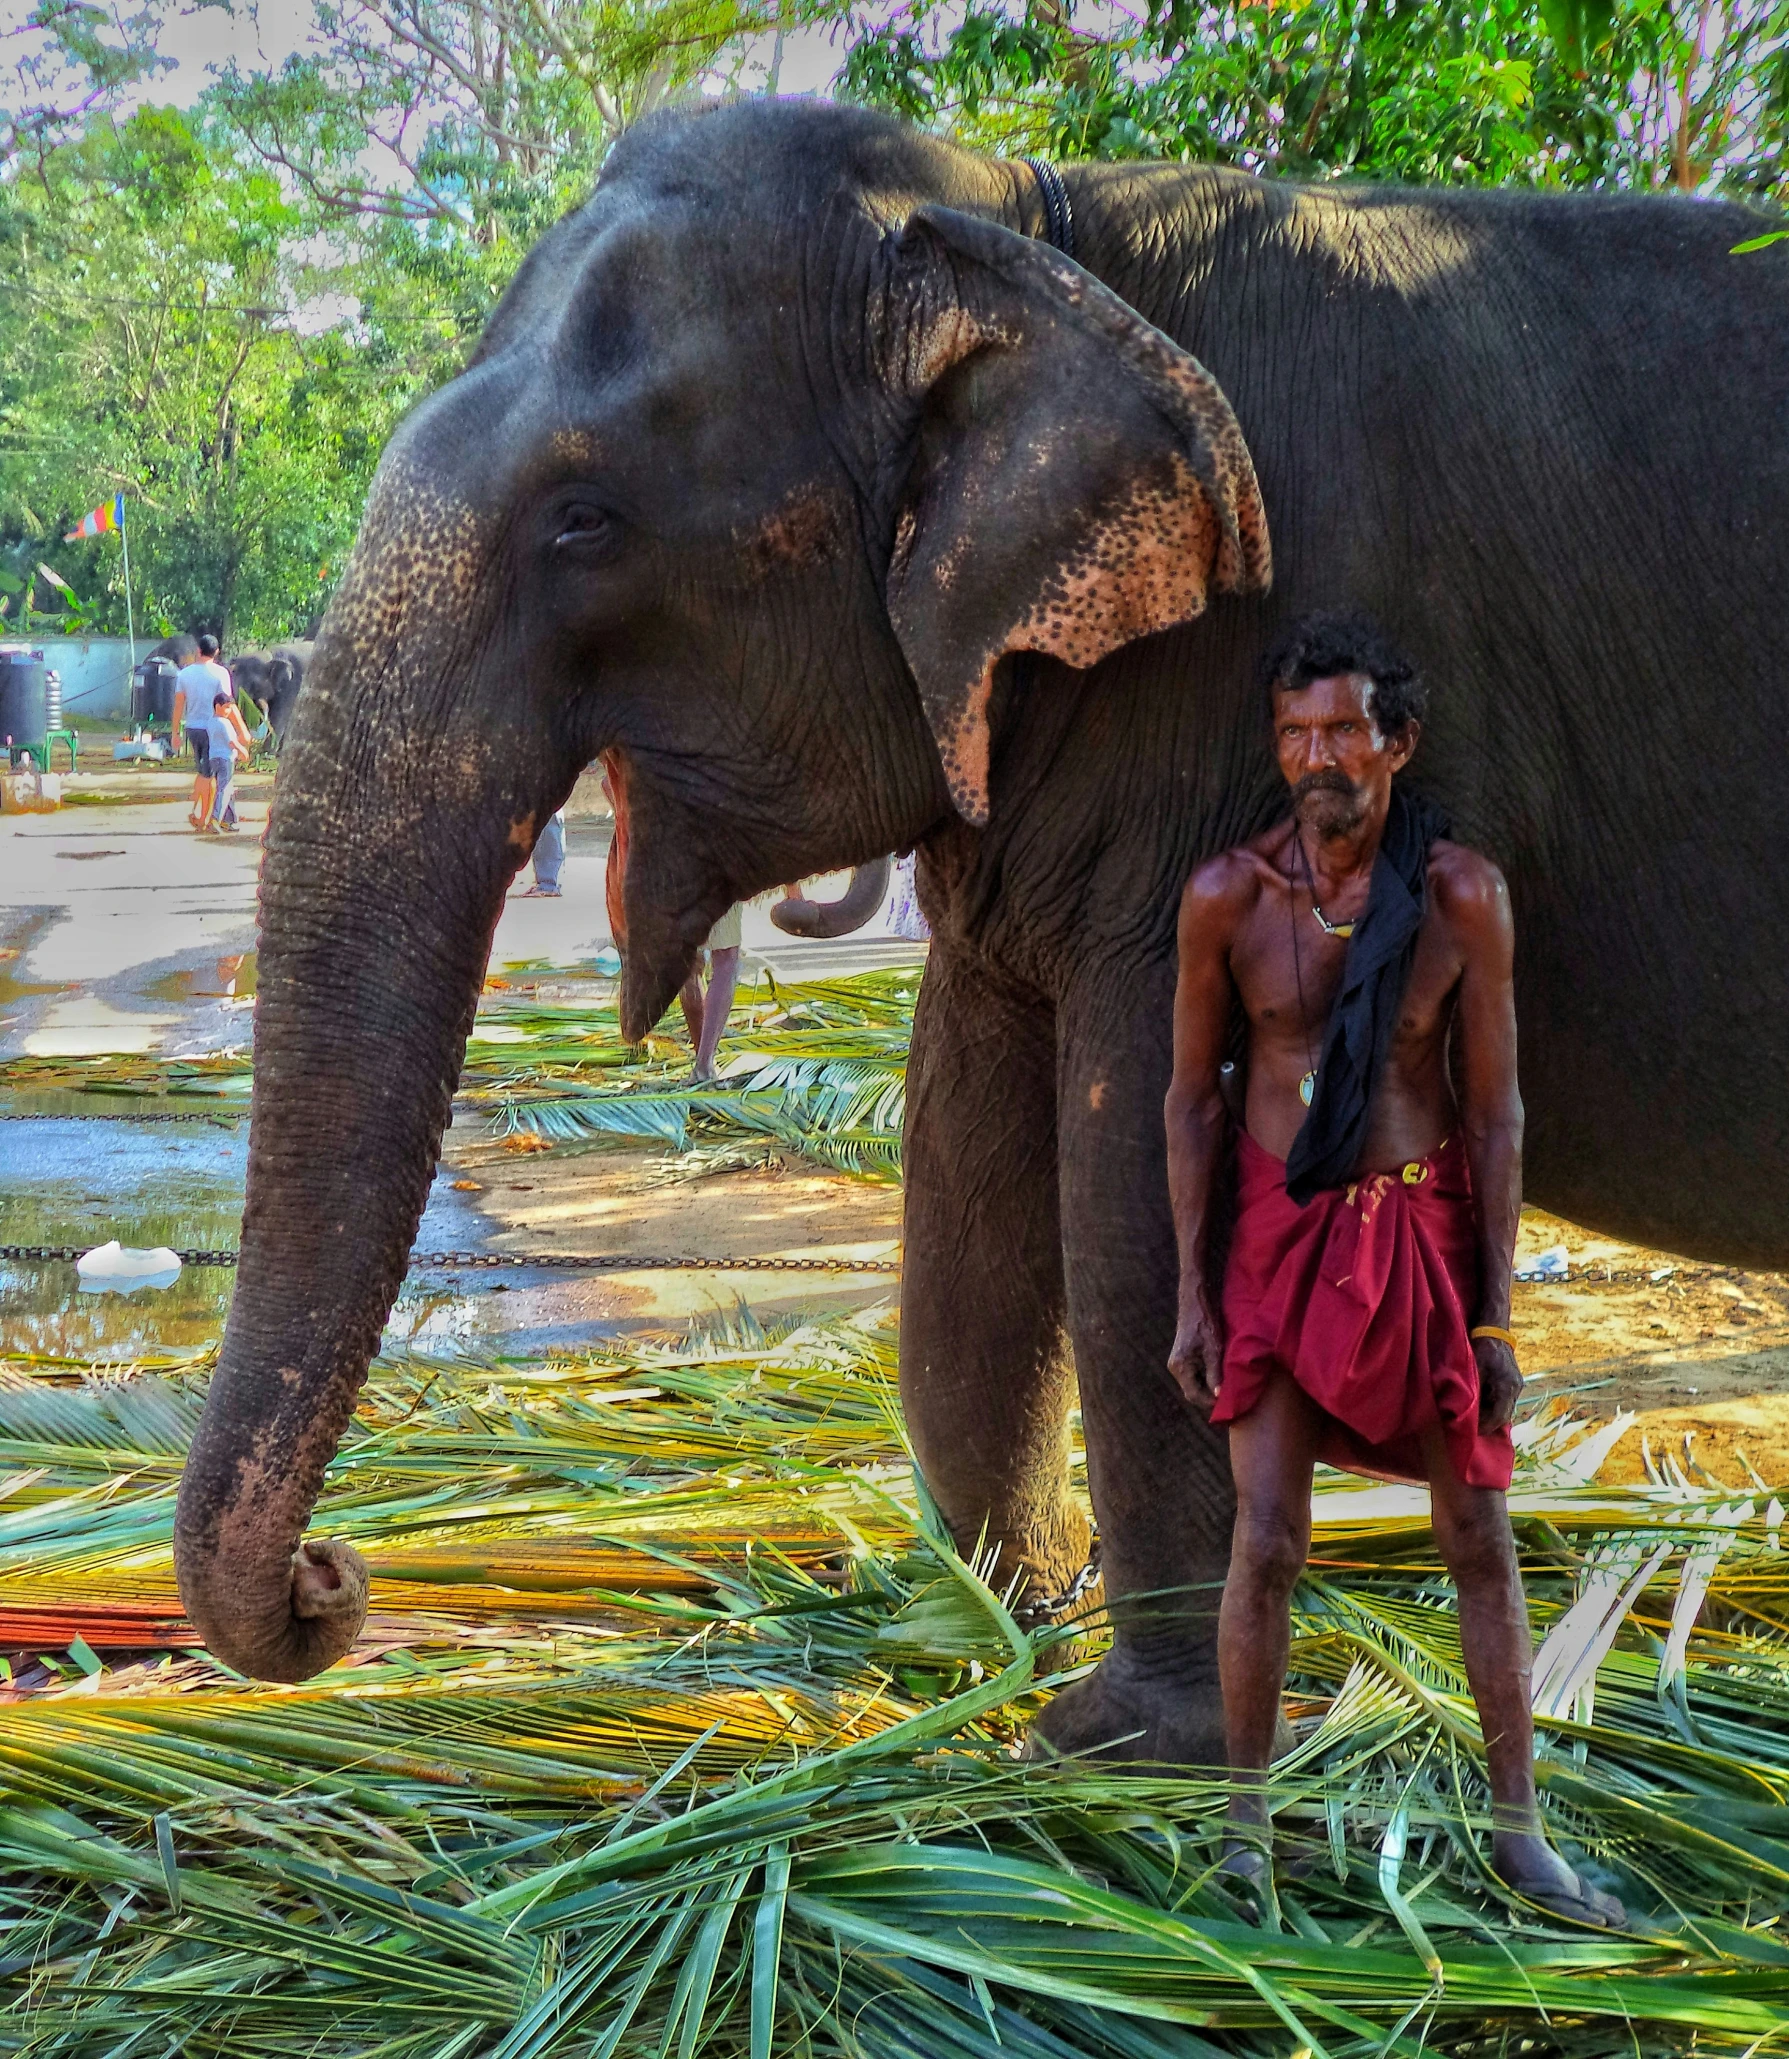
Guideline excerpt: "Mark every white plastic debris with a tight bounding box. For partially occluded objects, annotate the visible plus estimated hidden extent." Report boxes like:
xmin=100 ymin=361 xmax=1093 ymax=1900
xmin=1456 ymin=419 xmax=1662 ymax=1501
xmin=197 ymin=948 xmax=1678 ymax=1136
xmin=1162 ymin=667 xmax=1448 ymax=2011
xmin=1515 ymin=1244 xmax=1570 ymax=1281
xmin=75 ymin=1241 xmax=182 ymax=1294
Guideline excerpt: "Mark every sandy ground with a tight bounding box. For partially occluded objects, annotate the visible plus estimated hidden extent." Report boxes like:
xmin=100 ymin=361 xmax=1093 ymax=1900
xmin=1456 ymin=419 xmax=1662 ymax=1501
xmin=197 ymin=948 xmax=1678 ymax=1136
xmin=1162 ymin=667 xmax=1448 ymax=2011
xmin=1509 ymin=1209 xmax=1789 ymax=1486
xmin=5 ymin=767 xmax=1788 ymax=1485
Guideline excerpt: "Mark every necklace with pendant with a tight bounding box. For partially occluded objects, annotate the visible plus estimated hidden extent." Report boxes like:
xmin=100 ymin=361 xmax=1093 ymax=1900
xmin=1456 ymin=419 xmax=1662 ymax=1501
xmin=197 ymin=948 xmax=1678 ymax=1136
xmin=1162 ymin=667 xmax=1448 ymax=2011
xmin=1289 ymin=833 xmax=1357 ymax=1106
xmin=1289 ymin=836 xmax=1318 ymax=1106
xmin=1310 ymin=898 xmax=1355 ymax=940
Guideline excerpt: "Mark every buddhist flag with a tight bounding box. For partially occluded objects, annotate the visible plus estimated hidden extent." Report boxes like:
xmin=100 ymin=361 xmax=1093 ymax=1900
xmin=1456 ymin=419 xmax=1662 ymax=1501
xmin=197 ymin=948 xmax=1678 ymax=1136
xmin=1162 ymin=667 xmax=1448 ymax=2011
xmin=65 ymin=494 xmax=124 ymax=541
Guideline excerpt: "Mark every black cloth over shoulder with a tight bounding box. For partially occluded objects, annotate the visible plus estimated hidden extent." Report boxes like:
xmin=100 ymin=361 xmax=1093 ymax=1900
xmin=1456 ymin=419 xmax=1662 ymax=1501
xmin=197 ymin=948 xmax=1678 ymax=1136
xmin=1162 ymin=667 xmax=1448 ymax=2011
xmin=1284 ymin=784 xmax=1452 ymax=1206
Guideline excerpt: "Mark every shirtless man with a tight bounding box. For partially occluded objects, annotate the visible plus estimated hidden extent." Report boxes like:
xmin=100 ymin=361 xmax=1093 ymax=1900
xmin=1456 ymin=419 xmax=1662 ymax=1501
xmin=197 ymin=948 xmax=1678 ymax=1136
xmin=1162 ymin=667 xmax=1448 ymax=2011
xmin=1165 ymin=611 xmax=1624 ymax=1927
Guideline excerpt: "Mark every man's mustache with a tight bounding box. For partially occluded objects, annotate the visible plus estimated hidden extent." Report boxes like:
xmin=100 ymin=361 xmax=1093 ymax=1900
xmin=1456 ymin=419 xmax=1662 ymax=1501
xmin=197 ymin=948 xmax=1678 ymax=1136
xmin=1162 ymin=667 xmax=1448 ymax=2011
xmin=1292 ymin=770 xmax=1357 ymax=803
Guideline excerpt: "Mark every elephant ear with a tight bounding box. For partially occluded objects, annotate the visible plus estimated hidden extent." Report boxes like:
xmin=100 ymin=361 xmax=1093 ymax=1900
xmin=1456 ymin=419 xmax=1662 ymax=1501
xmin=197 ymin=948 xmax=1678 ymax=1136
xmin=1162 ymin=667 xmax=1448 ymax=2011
xmin=880 ymin=205 xmax=1271 ymax=825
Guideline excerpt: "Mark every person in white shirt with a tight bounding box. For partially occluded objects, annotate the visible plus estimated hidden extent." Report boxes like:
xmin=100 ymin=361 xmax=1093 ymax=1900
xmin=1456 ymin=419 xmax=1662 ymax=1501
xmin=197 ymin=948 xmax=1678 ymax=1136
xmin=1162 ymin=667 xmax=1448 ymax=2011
xmin=173 ymin=635 xmax=233 ymax=826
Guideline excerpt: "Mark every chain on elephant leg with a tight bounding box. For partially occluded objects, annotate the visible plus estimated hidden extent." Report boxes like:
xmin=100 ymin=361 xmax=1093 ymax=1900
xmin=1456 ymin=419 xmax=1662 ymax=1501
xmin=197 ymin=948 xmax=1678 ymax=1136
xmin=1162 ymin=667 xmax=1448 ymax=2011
xmin=947 ymin=1495 xmax=1094 ymax=1633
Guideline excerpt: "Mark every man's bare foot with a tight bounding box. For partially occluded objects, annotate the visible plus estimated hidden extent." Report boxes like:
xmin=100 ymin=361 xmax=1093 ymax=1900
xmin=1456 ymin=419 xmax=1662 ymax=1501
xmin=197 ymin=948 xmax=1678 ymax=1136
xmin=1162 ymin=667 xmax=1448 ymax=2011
xmin=1494 ymin=1832 xmax=1626 ymax=1927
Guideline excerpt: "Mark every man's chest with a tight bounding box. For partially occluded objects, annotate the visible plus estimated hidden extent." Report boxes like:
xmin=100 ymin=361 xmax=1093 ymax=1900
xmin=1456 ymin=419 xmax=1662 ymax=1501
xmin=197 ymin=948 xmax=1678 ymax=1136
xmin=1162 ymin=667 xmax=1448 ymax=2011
xmin=1232 ymin=898 xmax=1462 ymax=1042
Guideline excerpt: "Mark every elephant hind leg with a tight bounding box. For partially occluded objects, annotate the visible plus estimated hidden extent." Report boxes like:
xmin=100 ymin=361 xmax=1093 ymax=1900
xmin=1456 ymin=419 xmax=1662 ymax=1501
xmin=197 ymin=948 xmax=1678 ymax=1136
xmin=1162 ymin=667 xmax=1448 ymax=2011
xmin=900 ymin=946 xmax=1088 ymax=1608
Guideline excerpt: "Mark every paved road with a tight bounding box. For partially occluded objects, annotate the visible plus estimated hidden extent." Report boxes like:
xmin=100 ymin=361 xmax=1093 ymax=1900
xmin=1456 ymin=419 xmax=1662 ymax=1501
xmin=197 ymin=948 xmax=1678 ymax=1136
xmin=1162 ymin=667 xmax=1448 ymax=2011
xmin=1 ymin=770 xmax=923 ymax=1058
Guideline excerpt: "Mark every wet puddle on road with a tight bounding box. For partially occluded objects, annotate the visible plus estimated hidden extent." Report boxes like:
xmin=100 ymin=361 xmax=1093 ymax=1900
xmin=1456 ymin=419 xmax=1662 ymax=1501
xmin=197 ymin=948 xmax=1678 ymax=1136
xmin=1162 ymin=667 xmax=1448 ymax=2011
xmin=0 ymin=1110 xmax=505 ymax=1358
xmin=142 ymin=952 xmax=258 ymax=1004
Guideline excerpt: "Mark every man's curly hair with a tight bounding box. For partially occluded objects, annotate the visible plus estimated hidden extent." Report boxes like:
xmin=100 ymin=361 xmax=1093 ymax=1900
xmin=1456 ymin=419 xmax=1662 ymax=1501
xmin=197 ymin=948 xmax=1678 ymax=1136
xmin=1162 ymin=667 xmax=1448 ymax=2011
xmin=1258 ymin=611 xmax=1426 ymax=740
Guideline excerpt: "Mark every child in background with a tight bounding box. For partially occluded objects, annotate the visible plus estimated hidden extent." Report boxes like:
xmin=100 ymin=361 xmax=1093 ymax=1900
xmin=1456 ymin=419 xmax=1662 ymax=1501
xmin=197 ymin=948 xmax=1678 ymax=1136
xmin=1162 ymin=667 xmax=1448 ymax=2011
xmin=200 ymin=691 xmax=248 ymax=834
xmin=214 ymin=694 xmax=255 ymax=829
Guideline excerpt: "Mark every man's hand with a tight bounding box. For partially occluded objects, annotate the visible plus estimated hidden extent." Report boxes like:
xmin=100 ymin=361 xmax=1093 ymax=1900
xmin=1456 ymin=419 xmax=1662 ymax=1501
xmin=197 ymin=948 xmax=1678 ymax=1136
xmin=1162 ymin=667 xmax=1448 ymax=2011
xmin=1169 ymin=1296 xmax=1226 ymax=1414
xmin=1474 ymin=1336 xmax=1522 ymax=1431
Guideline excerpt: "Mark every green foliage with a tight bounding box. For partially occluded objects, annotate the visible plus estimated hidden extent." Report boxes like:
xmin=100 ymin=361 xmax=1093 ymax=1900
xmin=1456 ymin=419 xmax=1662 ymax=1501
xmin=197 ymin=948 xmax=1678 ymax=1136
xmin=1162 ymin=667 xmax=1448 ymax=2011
xmin=0 ymin=1 xmax=163 ymax=168
xmin=0 ymin=0 xmax=855 ymax=643
xmin=842 ymin=0 xmax=1789 ymax=200
xmin=468 ymin=968 xmax=915 ymax=1180
xmin=0 ymin=102 xmax=406 ymax=642
xmin=6 ymin=0 xmax=1789 ymax=642
xmin=210 ymin=0 xmax=856 ymax=346
xmin=2 ymin=1321 xmax=1789 ymax=2050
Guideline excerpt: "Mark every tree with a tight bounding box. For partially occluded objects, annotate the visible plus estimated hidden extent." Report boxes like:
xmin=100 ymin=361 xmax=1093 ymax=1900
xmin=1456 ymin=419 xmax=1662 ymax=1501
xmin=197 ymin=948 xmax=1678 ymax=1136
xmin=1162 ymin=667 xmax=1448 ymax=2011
xmin=0 ymin=105 xmax=408 ymax=641
xmin=0 ymin=0 xmax=858 ymax=641
xmin=214 ymin=0 xmax=850 ymax=320
xmin=2 ymin=0 xmax=162 ymax=173
xmin=841 ymin=0 xmax=1789 ymax=203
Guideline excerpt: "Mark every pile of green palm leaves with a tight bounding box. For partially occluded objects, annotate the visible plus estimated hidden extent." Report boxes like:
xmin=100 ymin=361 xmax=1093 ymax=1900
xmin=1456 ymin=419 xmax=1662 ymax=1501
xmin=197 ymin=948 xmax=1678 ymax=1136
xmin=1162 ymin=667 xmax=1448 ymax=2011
xmin=3 ymin=1310 xmax=1789 ymax=2057
xmin=0 ymin=970 xmax=914 ymax=1180
xmin=465 ymin=970 xmax=915 ymax=1181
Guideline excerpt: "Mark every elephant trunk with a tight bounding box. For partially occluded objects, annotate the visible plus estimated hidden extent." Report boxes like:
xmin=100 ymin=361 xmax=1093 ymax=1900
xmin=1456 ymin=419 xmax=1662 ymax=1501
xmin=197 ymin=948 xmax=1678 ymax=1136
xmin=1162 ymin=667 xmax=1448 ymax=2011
xmin=769 ymin=856 xmax=892 ymax=939
xmin=174 ymin=813 xmax=506 ymax=1680
xmin=173 ymin=559 xmax=551 ymax=1680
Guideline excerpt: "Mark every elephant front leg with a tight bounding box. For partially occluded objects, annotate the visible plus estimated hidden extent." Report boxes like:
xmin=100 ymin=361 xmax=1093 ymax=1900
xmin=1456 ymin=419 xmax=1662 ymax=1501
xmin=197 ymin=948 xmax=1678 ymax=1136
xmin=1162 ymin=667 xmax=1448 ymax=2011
xmin=1025 ymin=964 xmax=1242 ymax=1767
xmin=901 ymin=947 xmax=1088 ymax=1606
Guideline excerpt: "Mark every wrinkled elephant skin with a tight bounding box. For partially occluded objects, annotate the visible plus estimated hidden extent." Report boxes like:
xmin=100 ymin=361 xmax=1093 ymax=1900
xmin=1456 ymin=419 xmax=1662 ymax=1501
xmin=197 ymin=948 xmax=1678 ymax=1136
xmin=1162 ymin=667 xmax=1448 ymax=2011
xmin=176 ymin=103 xmax=1789 ymax=1759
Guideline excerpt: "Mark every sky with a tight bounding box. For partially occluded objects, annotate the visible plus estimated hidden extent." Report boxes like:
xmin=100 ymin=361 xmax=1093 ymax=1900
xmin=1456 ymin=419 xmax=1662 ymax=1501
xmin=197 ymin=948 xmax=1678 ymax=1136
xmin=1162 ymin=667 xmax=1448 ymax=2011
xmin=1 ymin=0 xmax=851 ymax=120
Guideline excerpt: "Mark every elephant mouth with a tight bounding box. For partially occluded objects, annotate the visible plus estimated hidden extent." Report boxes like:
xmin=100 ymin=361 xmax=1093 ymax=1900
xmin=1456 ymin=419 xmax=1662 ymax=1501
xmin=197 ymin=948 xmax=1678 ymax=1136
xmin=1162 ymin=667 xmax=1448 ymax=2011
xmin=617 ymin=894 xmax=731 ymax=1042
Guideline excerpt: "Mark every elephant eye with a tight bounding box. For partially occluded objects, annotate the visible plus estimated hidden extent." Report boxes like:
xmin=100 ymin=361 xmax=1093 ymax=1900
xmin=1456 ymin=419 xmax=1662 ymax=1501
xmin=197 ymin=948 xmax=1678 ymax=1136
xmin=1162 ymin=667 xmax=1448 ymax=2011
xmin=552 ymin=502 xmax=619 ymax=555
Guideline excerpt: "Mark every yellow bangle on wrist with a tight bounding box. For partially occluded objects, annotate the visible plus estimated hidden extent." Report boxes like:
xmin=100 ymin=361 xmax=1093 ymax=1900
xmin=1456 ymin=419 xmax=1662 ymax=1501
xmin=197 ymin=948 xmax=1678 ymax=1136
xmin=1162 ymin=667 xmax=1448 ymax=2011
xmin=1470 ymin=1325 xmax=1516 ymax=1349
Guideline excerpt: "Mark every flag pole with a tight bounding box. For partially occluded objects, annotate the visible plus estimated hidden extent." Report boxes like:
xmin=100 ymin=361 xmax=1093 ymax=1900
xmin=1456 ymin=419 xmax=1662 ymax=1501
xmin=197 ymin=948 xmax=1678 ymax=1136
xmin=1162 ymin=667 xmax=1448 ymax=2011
xmin=118 ymin=498 xmax=136 ymax=670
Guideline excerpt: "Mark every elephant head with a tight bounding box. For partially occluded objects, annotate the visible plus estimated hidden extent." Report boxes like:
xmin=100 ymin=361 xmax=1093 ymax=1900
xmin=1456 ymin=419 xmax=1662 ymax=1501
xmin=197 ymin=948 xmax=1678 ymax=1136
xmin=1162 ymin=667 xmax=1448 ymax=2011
xmin=263 ymin=642 xmax=311 ymax=740
xmin=173 ymin=100 xmax=1268 ymax=1681
xmin=770 ymin=856 xmax=892 ymax=938
xmin=227 ymin=651 xmax=274 ymax=718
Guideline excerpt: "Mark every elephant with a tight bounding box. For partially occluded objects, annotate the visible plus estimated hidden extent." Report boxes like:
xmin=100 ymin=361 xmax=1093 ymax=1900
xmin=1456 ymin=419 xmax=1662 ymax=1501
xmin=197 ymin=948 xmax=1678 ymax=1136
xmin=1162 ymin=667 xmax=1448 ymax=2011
xmin=173 ymin=101 xmax=1789 ymax=1757
xmin=228 ymin=642 xmax=311 ymax=740
xmin=771 ymin=856 xmax=893 ymax=938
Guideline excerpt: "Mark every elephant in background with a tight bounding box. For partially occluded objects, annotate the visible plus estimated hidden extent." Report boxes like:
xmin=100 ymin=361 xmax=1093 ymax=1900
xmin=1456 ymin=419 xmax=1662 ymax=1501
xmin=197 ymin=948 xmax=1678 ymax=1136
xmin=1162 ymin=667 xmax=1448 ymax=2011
xmin=228 ymin=641 xmax=312 ymax=740
xmin=173 ymin=103 xmax=1789 ymax=1761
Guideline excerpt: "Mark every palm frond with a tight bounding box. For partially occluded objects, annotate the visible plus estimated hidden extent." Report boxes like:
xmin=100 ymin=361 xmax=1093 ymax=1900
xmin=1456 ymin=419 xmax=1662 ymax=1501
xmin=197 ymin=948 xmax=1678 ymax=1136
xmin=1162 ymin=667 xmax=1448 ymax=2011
xmin=467 ymin=971 xmax=917 ymax=1182
xmin=4 ymin=1314 xmax=1789 ymax=2054
xmin=10 ymin=970 xmax=1789 ymax=2051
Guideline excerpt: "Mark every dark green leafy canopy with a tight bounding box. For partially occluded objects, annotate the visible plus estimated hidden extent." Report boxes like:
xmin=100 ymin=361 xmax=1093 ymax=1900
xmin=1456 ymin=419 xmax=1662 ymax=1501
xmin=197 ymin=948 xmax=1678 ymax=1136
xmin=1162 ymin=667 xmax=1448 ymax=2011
xmin=842 ymin=0 xmax=1789 ymax=200
xmin=0 ymin=102 xmax=414 ymax=642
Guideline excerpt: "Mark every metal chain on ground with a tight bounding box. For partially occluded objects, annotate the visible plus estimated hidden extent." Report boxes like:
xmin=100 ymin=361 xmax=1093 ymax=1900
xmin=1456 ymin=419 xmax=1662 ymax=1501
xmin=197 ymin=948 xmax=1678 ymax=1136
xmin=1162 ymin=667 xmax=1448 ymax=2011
xmin=5 ymin=1244 xmax=1762 ymax=1286
xmin=408 ymin=1250 xmax=903 ymax=1274
xmin=0 ymin=1108 xmax=243 ymax=1122
xmin=0 ymin=1243 xmax=902 ymax=1274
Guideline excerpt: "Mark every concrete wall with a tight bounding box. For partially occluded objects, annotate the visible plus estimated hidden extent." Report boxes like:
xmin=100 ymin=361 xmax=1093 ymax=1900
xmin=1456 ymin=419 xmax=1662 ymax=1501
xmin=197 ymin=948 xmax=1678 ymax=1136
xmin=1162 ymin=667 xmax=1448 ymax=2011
xmin=0 ymin=638 xmax=139 ymax=721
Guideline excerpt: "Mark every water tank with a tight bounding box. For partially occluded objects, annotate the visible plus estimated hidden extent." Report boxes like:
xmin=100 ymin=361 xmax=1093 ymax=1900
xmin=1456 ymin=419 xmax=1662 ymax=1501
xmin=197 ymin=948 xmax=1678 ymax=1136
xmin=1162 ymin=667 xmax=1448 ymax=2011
xmin=0 ymin=652 xmax=47 ymax=753
xmin=43 ymin=669 xmax=62 ymax=733
xmin=132 ymin=657 xmax=178 ymax=728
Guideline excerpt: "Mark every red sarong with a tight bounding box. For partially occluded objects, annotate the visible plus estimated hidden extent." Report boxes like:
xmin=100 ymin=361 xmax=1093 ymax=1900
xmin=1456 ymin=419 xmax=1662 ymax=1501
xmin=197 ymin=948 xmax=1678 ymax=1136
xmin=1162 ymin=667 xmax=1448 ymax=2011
xmin=1214 ymin=1129 xmax=1513 ymax=1490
